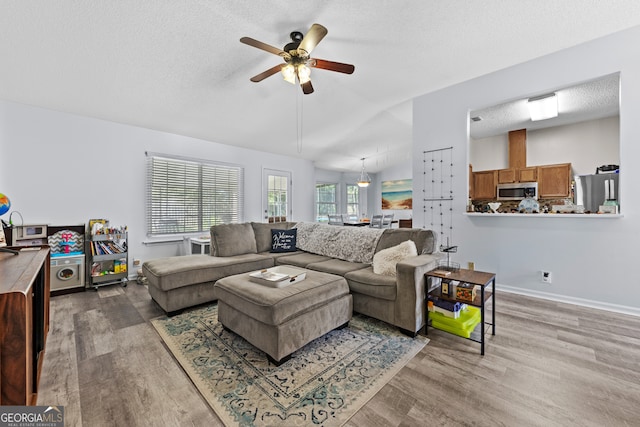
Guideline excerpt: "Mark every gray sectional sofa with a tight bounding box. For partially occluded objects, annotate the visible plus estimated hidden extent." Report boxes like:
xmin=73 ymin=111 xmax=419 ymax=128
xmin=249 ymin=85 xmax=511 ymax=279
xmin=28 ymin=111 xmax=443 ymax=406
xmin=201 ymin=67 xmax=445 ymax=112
xmin=143 ymin=221 xmax=443 ymax=335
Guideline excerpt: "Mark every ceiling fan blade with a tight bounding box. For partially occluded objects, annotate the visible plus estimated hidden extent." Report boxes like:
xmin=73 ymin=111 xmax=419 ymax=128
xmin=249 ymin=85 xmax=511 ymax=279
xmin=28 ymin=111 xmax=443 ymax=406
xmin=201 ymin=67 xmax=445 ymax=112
xmin=301 ymin=81 xmax=314 ymax=95
xmin=310 ymin=58 xmax=355 ymax=74
xmin=250 ymin=64 xmax=284 ymax=82
xmin=298 ymin=23 xmax=328 ymax=56
xmin=240 ymin=37 xmax=288 ymax=58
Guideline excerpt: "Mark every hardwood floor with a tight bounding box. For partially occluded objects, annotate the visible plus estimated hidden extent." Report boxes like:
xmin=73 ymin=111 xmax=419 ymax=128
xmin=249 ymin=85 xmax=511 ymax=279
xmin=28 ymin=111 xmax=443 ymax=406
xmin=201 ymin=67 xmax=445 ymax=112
xmin=38 ymin=283 xmax=640 ymax=426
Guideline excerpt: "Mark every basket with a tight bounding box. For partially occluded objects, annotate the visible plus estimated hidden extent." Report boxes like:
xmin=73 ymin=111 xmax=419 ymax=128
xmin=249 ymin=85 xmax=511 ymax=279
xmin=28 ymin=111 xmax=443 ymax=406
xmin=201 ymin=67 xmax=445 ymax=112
xmin=437 ymin=260 xmax=460 ymax=272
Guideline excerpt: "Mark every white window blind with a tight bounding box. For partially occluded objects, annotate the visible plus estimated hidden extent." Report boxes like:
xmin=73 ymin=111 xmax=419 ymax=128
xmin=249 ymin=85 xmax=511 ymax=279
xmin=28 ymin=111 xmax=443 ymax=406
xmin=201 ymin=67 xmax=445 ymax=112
xmin=346 ymin=184 xmax=360 ymax=217
xmin=316 ymin=183 xmax=337 ymax=222
xmin=146 ymin=154 xmax=244 ymax=236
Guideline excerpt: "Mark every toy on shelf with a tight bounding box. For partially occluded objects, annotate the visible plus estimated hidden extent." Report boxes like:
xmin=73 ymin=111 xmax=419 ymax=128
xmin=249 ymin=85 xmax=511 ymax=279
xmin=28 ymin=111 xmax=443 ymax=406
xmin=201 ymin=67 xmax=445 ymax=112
xmin=61 ymin=232 xmax=74 ymax=254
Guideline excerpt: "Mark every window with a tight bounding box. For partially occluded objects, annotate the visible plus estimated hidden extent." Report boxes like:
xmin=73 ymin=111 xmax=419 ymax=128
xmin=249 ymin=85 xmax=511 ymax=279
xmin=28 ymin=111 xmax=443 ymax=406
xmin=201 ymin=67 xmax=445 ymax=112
xmin=316 ymin=183 xmax=337 ymax=222
xmin=346 ymin=184 xmax=359 ymax=218
xmin=146 ymin=154 xmax=244 ymax=236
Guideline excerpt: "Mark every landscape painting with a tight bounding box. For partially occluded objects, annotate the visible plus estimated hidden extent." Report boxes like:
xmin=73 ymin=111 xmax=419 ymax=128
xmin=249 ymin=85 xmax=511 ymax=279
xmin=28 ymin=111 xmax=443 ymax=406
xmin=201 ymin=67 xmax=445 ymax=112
xmin=382 ymin=179 xmax=412 ymax=210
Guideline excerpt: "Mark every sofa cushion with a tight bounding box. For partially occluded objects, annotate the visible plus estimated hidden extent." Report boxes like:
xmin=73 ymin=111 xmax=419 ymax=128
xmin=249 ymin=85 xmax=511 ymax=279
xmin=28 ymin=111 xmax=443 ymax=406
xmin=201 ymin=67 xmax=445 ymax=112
xmin=211 ymin=223 xmax=257 ymax=257
xmin=372 ymin=240 xmax=418 ymax=276
xmin=258 ymin=250 xmax=304 ymax=261
xmin=306 ymin=258 xmax=370 ymax=276
xmin=271 ymin=228 xmax=297 ymax=253
xmin=143 ymin=254 xmax=273 ymax=292
xmin=376 ymin=228 xmax=437 ymax=255
xmin=344 ymin=267 xmax=397 ymax=301
xmin=276 ymin=252 xmax=332 ymax=268
xmin=251 ymin=222 xmax=296 ymax=253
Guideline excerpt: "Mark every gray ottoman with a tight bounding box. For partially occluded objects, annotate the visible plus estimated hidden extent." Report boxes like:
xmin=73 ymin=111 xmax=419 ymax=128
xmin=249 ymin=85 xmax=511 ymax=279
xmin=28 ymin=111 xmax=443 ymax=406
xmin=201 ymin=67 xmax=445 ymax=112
xmin=214 ymin=269 xmax=353 ymax=365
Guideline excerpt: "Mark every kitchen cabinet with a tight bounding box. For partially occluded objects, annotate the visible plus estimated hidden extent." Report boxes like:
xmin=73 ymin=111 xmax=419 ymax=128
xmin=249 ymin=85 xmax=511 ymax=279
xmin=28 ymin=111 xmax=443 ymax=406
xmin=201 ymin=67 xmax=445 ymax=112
xmin=537 ymin=163 xmax=572 ymax=198
xmin=518 ymin=167 xmax=537 ymax=182
xmin=498 ymin=167 xmax=537 ymax=184
xmin=472 ymin=170 xmax=497 ymax=200
xmin=497 ymin=168 xmax=516 ymax=184
xmin=469 ymin=164 xmax=473 ymax=199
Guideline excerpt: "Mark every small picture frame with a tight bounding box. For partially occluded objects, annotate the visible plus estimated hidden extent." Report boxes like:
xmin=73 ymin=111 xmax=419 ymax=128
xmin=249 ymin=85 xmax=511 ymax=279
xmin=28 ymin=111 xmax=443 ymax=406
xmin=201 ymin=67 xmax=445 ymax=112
xmin=441 ymin=280 xmax=449 ymax=296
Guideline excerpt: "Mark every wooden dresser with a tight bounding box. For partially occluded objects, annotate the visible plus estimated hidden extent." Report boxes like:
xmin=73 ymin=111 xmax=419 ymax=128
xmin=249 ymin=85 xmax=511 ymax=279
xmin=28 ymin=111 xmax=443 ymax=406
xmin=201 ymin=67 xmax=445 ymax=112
xmin=0 ymin=246 xmax=50 ymax=405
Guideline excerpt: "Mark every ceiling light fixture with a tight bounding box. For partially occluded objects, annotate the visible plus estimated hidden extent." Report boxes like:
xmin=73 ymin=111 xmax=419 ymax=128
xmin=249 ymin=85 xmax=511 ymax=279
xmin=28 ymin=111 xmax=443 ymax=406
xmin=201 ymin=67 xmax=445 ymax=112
xmin=528 ymin=93 xmax=558 ymax=121
xmin=357 ymin=158 xmax=371 ymax=187
xmin=281 ymin=62 xmax=311 ymax=86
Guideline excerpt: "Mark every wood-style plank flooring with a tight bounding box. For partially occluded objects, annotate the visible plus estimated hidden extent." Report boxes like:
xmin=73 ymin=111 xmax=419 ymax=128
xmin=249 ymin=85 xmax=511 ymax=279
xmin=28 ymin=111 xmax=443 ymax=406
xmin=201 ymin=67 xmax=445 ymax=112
xmin=38 ymin=283 xmax=640 ymax=426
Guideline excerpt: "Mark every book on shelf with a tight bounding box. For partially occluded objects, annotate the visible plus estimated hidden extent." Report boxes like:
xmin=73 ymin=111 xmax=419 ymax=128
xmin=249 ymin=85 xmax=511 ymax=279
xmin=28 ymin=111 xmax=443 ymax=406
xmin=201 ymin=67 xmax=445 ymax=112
xmin=431 ymin=269 xmax=452 ymax=276
xmin=92 ymin=241 xmax=125 ymax=255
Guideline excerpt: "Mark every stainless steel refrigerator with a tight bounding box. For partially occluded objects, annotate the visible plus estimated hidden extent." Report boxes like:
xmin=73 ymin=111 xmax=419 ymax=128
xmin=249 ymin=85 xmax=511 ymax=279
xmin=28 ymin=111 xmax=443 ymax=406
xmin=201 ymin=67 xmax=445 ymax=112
xmin=574 ymin=173 xmax=619 ymax=212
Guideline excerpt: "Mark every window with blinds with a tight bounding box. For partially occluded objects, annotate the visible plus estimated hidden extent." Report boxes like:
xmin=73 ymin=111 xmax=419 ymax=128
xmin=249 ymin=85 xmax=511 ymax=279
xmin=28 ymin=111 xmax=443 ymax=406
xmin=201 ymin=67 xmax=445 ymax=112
xmin=346 ymin=184 xmax=360 ymax=217
xmin=146 ymin=154 xmax=244 ymax=236
xmin=316 ymin=183 xmax=337 ymax=222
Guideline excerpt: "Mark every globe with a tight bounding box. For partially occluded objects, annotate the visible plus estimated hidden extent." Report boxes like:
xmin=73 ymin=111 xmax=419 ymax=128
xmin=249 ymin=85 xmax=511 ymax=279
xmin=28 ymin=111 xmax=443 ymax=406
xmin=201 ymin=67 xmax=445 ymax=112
xmin=0 ymin=193 xmax=10 ymax=216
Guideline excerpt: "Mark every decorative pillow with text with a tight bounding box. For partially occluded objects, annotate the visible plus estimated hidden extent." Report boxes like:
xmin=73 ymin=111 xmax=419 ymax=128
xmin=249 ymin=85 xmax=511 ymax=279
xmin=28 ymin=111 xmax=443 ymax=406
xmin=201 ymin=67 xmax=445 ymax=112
xmin=271 ymin=229 xmax=297 ymax=253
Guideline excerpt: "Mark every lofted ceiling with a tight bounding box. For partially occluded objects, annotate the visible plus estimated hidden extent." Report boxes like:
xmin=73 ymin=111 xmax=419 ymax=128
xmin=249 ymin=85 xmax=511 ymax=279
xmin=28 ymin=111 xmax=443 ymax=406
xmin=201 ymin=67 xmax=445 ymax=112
xmin=1 ymin=1 xmax=639 ymax=173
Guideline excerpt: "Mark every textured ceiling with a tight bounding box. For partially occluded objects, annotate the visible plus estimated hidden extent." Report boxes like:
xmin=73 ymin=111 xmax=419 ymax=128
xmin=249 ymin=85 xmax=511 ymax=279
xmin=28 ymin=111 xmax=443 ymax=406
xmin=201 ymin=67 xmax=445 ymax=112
xmin=470 ymin=73 xmax=620 ymax=139
xmin=1 ymin=1 xmax=639 ymax=172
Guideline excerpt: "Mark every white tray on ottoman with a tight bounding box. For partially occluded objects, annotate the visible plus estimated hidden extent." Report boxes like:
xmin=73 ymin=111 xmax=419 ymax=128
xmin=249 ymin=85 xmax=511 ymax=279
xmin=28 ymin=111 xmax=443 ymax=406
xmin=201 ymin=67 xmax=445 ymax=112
xmin=214 ymin=268 xmax=352 ymax=365
xmin=248 ymin=265 xmax=307 ymax=288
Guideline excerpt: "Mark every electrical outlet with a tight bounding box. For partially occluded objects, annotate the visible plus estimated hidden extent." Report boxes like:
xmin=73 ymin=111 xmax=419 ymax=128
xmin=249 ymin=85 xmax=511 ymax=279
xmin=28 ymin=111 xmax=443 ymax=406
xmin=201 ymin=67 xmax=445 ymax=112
xmin=467 ymin=262 xmax=475 ymax=271
xmin=542 ymin=270 xmax=552 ymax=283
xmin=133 ymin=259 xmax=141 ymax=266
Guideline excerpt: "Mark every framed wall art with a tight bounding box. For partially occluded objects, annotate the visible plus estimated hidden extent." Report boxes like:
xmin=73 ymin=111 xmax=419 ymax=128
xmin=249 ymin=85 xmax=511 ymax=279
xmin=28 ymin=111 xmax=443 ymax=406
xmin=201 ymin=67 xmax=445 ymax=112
xmin=382 ymin=179 xmax=412 ymax=210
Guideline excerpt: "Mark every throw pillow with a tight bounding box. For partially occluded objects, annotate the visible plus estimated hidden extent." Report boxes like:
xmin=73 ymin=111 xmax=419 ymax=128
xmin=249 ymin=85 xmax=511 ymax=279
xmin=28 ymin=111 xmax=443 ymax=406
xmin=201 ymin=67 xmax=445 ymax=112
xmin=372 ymin=240 xmax=418 ymax=276
xmin=211 ymin=223 xmax=257 ymax=257
xmin=271 ymin=229 xmax=297 ymax=253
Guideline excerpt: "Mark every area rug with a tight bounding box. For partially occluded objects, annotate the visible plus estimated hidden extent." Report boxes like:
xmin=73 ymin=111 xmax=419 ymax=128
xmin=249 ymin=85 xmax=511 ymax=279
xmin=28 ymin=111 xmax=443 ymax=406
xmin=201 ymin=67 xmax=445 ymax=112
xmin=151 ymin=304 xmax=427 ymax=427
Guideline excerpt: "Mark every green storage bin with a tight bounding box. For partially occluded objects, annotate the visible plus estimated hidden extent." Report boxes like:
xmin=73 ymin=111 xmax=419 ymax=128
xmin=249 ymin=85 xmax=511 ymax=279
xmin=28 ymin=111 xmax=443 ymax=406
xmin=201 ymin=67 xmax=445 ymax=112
xmin=430 ymin=306 xmax=481 ymax=338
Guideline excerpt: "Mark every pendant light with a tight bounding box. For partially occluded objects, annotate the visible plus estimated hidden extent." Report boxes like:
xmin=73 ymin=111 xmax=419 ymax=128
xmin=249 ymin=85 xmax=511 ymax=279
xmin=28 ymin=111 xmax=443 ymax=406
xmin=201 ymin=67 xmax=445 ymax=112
xmin=357 ymin=158 xmax=371 ymax=188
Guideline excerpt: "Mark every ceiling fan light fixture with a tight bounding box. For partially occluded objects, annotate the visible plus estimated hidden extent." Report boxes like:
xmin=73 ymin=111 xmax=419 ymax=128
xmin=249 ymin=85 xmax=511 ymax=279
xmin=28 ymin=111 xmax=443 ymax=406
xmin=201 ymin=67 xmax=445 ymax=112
xmin=297 ymin=64 xmax=311 ymax=84
xmin=282 ymin=64 xmax=296 ymax=84
xmin=357 ymin=158 xmax=371 ymax=188
xmin=528 ymin=93 xmax=558 ymax=121
xmin=241 ymin=23 xmax=353 ymax=94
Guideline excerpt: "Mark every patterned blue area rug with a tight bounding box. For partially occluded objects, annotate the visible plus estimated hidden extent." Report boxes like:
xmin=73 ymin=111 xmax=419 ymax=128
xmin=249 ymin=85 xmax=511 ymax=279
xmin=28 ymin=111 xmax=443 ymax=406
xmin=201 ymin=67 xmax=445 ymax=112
xmin=152 ymin=304 xmax=427 ymax=427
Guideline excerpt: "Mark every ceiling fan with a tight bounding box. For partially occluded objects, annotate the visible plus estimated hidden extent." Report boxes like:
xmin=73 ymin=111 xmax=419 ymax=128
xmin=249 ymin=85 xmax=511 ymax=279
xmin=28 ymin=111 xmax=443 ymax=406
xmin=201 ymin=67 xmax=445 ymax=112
xmin=240 ymin=23 xmax=355 ymax=95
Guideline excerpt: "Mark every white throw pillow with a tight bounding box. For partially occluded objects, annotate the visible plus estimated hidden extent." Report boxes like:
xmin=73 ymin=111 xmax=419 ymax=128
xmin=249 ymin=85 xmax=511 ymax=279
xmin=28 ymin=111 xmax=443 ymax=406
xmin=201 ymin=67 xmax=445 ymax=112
xmin=372 ymin=240 xmax=418 ymax=276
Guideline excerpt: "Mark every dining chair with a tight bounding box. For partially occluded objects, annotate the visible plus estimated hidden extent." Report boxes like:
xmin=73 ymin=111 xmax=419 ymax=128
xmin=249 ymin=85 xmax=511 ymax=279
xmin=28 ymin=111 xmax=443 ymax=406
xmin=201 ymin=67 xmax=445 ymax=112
xmin=382 ymin=213 xmax=394 ymax=228
xmin=369 ymin=214 xmax=383 ymax=228
xmin=328 ymin=214 xmax=344 ymax=225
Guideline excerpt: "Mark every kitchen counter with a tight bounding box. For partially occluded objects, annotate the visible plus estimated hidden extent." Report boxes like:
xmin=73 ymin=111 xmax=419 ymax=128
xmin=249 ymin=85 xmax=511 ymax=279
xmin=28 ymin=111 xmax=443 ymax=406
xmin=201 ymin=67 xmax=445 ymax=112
xmin=465 ymin=212 xmax=623 ymax=219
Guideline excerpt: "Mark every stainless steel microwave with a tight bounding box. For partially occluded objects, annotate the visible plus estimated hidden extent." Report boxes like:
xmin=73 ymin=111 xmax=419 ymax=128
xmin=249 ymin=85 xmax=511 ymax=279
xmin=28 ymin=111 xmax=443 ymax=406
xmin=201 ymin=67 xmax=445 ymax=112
xmin=497 ymin=182 xmax=538 ymax=201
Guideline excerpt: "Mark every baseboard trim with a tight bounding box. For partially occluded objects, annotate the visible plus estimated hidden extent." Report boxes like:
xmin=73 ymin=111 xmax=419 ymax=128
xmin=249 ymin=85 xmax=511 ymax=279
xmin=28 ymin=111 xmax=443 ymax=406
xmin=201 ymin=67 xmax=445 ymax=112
xmin=496 ymin=284 xmax=640 ymax=318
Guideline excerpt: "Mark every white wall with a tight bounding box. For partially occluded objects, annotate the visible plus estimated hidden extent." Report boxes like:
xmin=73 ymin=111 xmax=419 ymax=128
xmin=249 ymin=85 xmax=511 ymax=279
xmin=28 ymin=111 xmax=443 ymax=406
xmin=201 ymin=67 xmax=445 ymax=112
xmin=470 ymin=116 xmax=620 ymax=175
xmin=527 ymin=117 xmax=619 ymax=175
xmin=413 ymin=25 xmax=640 ymax=315
xmin=1 ymin=100 xmax=315 ymax=268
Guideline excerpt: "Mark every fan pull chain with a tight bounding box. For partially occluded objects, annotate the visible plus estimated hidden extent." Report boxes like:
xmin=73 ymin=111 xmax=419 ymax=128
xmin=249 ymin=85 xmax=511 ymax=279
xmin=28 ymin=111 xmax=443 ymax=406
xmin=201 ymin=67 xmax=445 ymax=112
xmin=296 ymin=88 xmax=303 ymax=154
